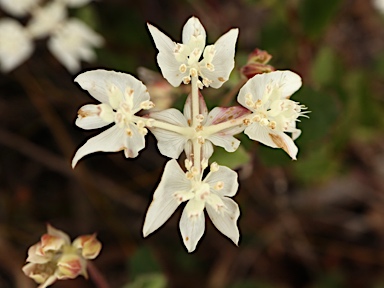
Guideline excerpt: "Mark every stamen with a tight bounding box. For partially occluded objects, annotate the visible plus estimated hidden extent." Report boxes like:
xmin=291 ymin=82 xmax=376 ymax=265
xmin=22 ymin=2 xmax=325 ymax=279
xmin=214 ymin=181 xmax=224 ymax=190
xmin=190 ymin=68 xmax=198 ymax=78
xmin=179 ymin=64 xmax=187 ymax=73
xmin=201 ymin=158 xmax=208 ymax=170
xmin=196 ymin=114 xmax=204 ymax=123
xmin=210 ymin=162 xmax=219 ymax=172
xmin=140 ymin=100 xmax=155 ymax=110
xmin=260 ymin=118 xmax=269 ymax=126
xmin=185 ymin=159 xmax=193 ymax=170
xmin=183 ymin=76 xmax=191 ymax=84
xmin=197 ymin=136 xmax=205 ymax=144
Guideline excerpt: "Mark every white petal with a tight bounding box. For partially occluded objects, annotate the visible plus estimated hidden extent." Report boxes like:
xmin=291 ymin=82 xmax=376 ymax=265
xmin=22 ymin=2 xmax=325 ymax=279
xmin=147 ymin=23 xmax=184 ymax=87
xmin=205 ymin=165 xmax=238 ymax=197
xmin=238 ymin=70 xmax=302 ymax=109
xmin=201 ymin=141 xmax=214 ymax=160
xmin=0 ymin=0 xmax=38 ymax=17
xmin=244 ymin=123 xmax=278 ymax=148
xmin=207 ymin=134 xmax=240 ymax=153
xmin=179 ymin=200 xmax=205 ymax=253
xmin=245 ymin=124 xmax=298 ymax=159
xmin=48 ymin=19 xmax=103 ymax=73
xmin=72 ymin=125 xmax=125 ymax=167
xmin=75 ymin=70 xmax=149 ymax=106
xmin=149 ymin=109 xmax=189 ymax=158
xmin=143 ymin=159 xmax=190 ymax=237
xmin=75 ymin=104 xmax=114 ymax=130
xmin=182 ymin=16 xmax=206 ymax=51
xmin=183 ymin=92 xmax=208 ymax=123
xmin=27 ymin=1 xmax=66 ymax=38
xmin=47 ymin=224 xmax=71 ymax=244
xmin=201 ymin=29 xmax=238 ymax=89
xmin=123 ymin=124 xmax=146 ymax=158
xmin=206 ymin=197 xmax=240 ymax=245
xmin=0 ymin=19 xmax=33 ymax=72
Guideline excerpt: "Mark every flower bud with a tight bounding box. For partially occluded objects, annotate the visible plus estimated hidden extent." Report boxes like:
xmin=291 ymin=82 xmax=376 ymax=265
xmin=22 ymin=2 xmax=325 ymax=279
xmin=56 ymin=253 xmax=85 ymax=279
xmin=240 ymin=48 xmax=275 ymax=79
xmin=73 ymin=234 xmax=102 ymax=259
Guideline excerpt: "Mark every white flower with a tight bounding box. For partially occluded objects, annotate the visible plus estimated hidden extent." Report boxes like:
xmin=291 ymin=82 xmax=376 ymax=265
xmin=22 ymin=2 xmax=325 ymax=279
xmin=148 ymin=16 xmax=238 ymax=89
xmin=237 ymin=70 xmax=306 ymax=160
xmin=72 ymin=70 xmax=153 ymax=167
xmin=373 ymin=0 xmax=384 ymax=14
xmin=27 ymin=1 xmax=67 ymax=39
xmin=0 ymin=0 xmax=39 ymax=17
xmin=0 ymin=19 xmax=33 ymax=72
xmin=48 ymin=19 xmax=104 ymax=73
xmin=149 ymin=93 xmax=249 ymax=160
xmin=143 ymin=159 xmax=240 ymax=253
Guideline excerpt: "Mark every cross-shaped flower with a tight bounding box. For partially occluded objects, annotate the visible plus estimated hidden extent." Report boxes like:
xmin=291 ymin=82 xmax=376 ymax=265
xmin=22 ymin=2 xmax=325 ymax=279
xmin=143 ymin=159 xmax=240 ymax=252
xmin=148 ymin=16 xmax=238 ymax=89
xmin=72 ymin=69 xmax=154 ymax=167
xmin=237 ymin=70 xmax=306 ymax=159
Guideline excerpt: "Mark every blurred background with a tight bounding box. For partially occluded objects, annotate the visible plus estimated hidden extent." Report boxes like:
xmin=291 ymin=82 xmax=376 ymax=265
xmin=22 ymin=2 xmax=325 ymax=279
xmin=1 ymin=0 xmax=384 ymax=287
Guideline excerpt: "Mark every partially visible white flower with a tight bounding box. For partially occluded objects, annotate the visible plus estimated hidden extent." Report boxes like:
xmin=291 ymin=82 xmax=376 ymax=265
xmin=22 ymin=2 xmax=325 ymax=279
xmin=148 ymin=16 xmax=238 ymax=89
xmin=0 ymin=0 xmax=39 ymax=17
xmin=72 ymin=70 xmax=153 ymax=167
xmin=27 ymin=0 xmax=67 ymax=39
xmin=0 ymin=19 xmax=33 ymax=72
xmin=237 ymin=70 xmax=306 ymax=160
xmin=373 ymin=0 xmax=384 ymax=14
xmin=48 ymin=19 xmax=103 ymax=73
xmin=58 ymin=0 xmax=94 ymax=8
xmin=149 ymin=93 xmax=249 ymax=161
xmin=143 ymin=159 xmax=240 ymax=253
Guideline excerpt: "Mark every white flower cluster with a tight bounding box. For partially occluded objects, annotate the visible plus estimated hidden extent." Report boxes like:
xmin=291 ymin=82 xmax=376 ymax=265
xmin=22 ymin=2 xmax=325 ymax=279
xmin=0 ymin=0 xmax=103 ymax=73
xmin=72 ymin=16 xmax=307 ymax=252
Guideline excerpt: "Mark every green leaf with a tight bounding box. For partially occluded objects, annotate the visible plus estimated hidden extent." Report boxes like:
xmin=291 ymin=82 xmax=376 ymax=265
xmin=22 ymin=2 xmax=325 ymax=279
xmin=128 ymin=246 xmax=161 ymax=279
xmin=299 ymin=0 xmax=342 ymax=38
xmin=311 ymin=46 xmax=340 ymax=87
xmin=210 ymin=145 xmax=251 ymax=170
xmin=123 ymin=273 xmax=167 ymax=288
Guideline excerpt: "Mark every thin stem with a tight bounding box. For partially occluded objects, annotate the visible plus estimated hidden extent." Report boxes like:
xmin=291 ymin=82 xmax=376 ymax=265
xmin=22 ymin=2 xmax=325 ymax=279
xmin=191 ymin=76 xmax=201 ymax=173
xmin=203 ymin=113 xmax=252 ymax=136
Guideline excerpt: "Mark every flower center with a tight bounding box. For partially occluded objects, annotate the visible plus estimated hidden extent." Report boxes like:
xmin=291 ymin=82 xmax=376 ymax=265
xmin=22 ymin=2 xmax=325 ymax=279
xmin=174 ymin=42 xmax=216 ymax=88
xmin=245 ymin=84 xmax=306 ymax=132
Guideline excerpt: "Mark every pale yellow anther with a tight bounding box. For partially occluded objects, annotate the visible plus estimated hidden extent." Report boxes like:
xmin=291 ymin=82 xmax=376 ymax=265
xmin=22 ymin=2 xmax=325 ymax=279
xmin=196 ymin=114 xmax=204 ymax=122
xmin=202 ymin=77 xmax=212 ymax=87
xmin=214 ymin=181 xmax=224 ymax=190
xmin=245 ymin=100 xmax=254 ymax=108
xmin=260 ymin=118 xmax=269 ymax=126
xmin=197 ymin=135 xmax=205 ymax=144
xmin=197 ymin=80 xmax=203 ymax=89
xmin=126 ymin=129 xmax=133 ymax=137
xmin=268 ymin=121 xmax=276 ymax=130
xmin=183 ymin=76 xmax=191 ymax=84
xmin=190 ymin=166 xmax=199 ymax=175
xmin=245 ymin=93 xmax=252 ymax=101
xmin=252 ymin=114 xmax=261 ymax=122
xmin=145 ymin=118 xmax=154 ymax=128
xmin=140 ymin=100 xmax=155 ymax=110
xmin=139 ymin=127 xmax=148 ymax=136
xmin=190 ymin=68 xmax=198 ymax=77
xmin=179 ymin=64 xmax=187 ymax=73
xmin=136 ymin=120 xmax=145 ymax=128
xmin=210 ymin=162 xmax=219 ymax=172
xmin=185 ymin=171 xmax=194 ymax=180
xmin=185 ymin=159 xmax=193 ymax=170
xmin=255 ymin=99 xmax=262 ymax=109
xmin=206 ymin=62 xmax=214 ymax=71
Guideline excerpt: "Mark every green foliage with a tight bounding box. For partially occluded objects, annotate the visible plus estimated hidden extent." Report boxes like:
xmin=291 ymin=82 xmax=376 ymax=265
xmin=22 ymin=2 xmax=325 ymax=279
xmin=299 ymin=0 xmax=343 ymax=38
xmin=210 ymin=146 xmax=250 ymax=170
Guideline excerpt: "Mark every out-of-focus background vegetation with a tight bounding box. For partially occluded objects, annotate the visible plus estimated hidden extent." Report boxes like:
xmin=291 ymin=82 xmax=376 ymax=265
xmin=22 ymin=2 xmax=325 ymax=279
xmin=1 ymin=0 xmax=384 ymax=287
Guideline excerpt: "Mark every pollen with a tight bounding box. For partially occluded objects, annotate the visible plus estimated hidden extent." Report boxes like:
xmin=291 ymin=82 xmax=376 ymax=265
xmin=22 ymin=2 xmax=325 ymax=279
xmin=214 ymin=181 xmax=224 ymax=190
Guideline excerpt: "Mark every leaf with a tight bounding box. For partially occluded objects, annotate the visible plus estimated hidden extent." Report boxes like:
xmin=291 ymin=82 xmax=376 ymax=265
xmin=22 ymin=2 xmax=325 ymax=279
xmin=299 ymin=0 xmax=342 ymax=39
